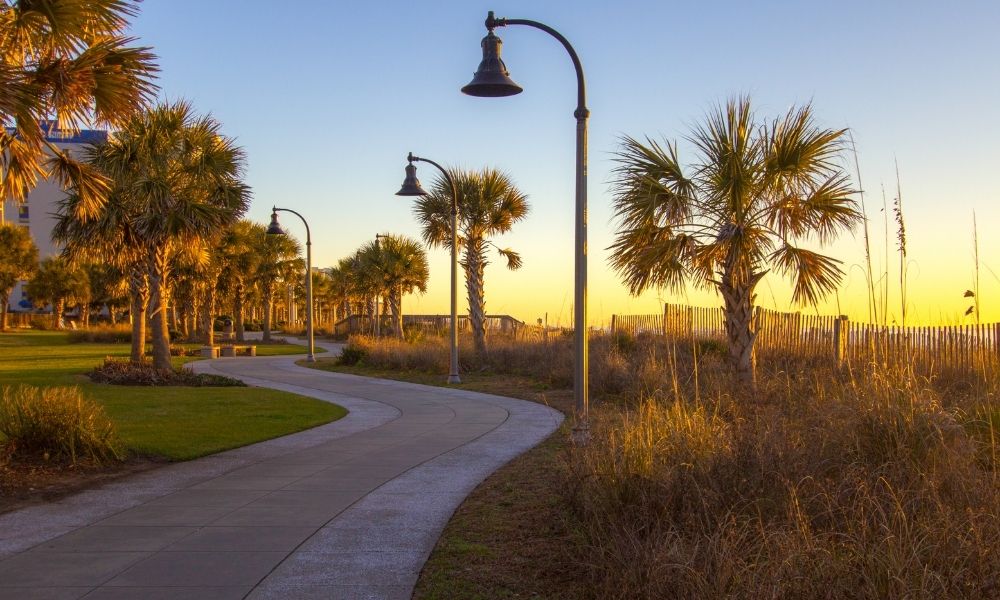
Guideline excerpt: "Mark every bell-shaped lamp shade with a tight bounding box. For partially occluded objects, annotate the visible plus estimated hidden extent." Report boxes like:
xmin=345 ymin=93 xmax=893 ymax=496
xmin=396 ymin=162 xmax=428 ymax=196
xmin=266 ymin=211 xmax=286 ymax=235
xmin=461 ymin=31 xmax=523 ymax=97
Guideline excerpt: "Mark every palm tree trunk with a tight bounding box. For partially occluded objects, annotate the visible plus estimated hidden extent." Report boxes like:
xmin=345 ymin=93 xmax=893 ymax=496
xmin=387 ymin=289 xmax=403 ymax=339
xmin=0 ymin=292 xmax=8 ymax=332
xmin=148 ymin=254 xmax=173 ymax=371
xmin=203 ymin=288 xmax=216 ymax=347
xmin=234 ymin=287 xmax=245 ymax=343
xmin=262 ymin=287 xmax=273 ymax=343
xmin=129 ymin=271 xmax=148 ymax=363
xmin=465 ymin=239 xmax=487 ymax=354
xmin=53 ymin=298 xmax=64 ymax=329
xmin=718 ymin=266 xmax=765 ymax=387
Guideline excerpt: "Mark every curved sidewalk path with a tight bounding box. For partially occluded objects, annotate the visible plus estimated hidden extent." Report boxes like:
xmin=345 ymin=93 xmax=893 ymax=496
xmin=0 ymin=340 xmax=563 ymax=599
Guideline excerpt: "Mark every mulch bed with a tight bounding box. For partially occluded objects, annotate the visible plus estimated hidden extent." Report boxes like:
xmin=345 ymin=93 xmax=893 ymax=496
xmin=0 ymin=453 xmax=165 ymax=515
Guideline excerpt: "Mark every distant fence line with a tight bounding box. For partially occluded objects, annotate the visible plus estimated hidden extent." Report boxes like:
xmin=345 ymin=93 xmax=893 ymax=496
xmin=334 ymin=314 xmax=525 ymax=337
xmin=611 ymin=303 xmax=1000 ymax=373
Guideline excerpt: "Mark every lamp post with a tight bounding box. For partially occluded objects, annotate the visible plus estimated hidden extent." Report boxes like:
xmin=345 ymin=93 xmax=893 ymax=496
xmin=462 ymin=11 xmax=590 ymax=435
xmin=374 ymin=233 xmax=389 ymax=337
xmin=396 ymin=152 xmax=461 ymax=384
xmin=267 ymin=207 xmax=315 ymax=363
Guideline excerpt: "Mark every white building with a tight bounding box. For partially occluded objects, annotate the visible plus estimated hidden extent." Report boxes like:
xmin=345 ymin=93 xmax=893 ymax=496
xmin=1 ymin=125 xmax=107 ymax=313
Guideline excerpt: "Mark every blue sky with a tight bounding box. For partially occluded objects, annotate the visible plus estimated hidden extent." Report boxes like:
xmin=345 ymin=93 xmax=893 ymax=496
xmin=131 ymin=0 xmax=1000 ymax=324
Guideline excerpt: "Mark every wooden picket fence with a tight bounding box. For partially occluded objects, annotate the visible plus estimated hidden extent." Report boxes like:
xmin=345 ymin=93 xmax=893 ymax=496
xmin=611 ymin=303 xmax=1000 ymax=374
xmin=334 ymin=314 xmax=525 ymax=337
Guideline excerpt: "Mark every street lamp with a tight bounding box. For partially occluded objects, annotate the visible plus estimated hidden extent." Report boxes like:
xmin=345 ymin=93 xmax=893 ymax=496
xmin=396 ymin=152 xmax=461 ymax=384
xmin=463 ymin=11 xmax=590 ymax=435
xmin=267 ymin=207 xmax=315 ymax=363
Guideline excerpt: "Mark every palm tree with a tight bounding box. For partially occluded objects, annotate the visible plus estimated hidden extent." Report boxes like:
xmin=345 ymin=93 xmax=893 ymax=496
xmin=216 ymin=220 xmax=262 ymax=343
xmin=75 ymin=101 xmax=250 ymax=369
xmin=25 ymin=256 xmax=88 ymax=329
xmin=0 ymin=224 xmax=38 ymax=331
xmin=358 ymin=234 xmax=429 ymax=338
xmin=609 ymin=97 xmax=860 ymax=384
xmin=416 ymin=168 xmax=529 ymax=354
xmin=253 ymin=227 xmax=301 ymax=342
xmin=0 ymin=0 xmax=158 ymax=215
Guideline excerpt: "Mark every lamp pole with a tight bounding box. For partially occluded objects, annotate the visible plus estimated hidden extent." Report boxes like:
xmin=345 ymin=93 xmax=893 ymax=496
xmin=267 ymin=207 xmax=315 ymax=362
xmin=462 ymin=11 xmax=589 ymax=436
xmin=374 ymin=233 xmax=389 ymax=337
xmin=396 ymin=153 xmax=461 ymax=384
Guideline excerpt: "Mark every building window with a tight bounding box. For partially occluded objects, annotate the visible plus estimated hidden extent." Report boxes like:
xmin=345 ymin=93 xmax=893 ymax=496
xmin=17 ymin=204 xmax=28 ymax=220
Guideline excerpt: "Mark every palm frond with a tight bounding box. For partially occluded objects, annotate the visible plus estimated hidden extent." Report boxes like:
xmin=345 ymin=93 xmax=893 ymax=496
xmin=769 ymin=244 xmax=845 ymax=306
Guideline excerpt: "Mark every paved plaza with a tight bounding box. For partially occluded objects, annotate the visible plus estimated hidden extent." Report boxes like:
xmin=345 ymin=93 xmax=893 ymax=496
xmin=0 ymin=341 xmax=563 ymax=599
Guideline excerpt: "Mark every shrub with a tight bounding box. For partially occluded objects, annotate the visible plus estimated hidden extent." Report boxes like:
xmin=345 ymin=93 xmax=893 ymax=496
xmin=0 ymin=385 xmax=123 ymax=464
xmin=338 ymin=338 xmax=368 ymax=366
xmin=89 ymin=358 xmax=246 ymax=387
xmin=168 ymin=345 xmax=202 ymax=357
xmin=30 ymin=316 xmax=54 ymax=330
xmin=67 ymin=324 xmax=133 ymax=344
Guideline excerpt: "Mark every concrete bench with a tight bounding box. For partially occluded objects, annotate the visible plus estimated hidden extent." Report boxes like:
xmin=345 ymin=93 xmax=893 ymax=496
xmin=200 ymin=345 xmax=221 ymax=358
xmin=220 ymin=344 xmax=256 ymax=357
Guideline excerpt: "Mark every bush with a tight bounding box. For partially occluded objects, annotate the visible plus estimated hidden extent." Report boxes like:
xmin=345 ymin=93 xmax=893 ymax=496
xmin=0 ymin=385 xmax=123 ymax=464
xmin=30 ymin=316 xmax=54 ymax=331
xmin=338 ymin=339 xmax=367 ymax=366
xmin=89 ymin=358 xmax=246 ymax=387
xmin=67 ymin=324 xmax=133 ymax=344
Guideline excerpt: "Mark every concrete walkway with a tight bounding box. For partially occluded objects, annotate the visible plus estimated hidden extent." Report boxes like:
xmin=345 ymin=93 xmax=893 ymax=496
xmin=0 ymin=339 xmax=563 ymax=599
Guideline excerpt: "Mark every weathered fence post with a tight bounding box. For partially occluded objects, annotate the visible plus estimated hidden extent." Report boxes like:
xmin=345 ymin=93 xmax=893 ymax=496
xmin=833 ymin=315 xmax=849 ymax=367
xmin=610 ymin=314 xmax=617 ymax=334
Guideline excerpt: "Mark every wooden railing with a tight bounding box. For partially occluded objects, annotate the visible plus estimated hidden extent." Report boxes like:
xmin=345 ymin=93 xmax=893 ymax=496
xmin=612 ymin=303 xmax=1000 ymax=373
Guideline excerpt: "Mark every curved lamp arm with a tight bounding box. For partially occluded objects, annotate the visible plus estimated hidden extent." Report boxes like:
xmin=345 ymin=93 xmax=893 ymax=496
xmin=272 ymin=206 xmax=311 ymax=245
xmin=408 ymin=152 xmax=459 ymax=217
xmin=486 ymin=12 xmax=588 ymax=119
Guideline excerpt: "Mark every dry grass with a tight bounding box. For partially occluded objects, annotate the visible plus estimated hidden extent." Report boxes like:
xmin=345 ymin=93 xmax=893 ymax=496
xmin=347 ymin=332 xmax=1000 ymax=599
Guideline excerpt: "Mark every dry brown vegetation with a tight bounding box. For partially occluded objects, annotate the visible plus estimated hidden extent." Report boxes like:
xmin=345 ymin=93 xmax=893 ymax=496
xmin=344 ymin=332 xmax=1000 ymax=599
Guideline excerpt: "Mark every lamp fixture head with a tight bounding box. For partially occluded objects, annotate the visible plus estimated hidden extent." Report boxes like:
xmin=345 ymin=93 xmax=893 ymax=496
xmin=396 ymin=160 xmax=429 ymax=196
xmin=266 ymin=209 xmax=285 ymax=235
xmin=461 ymin=29 xmax=523 ymax=97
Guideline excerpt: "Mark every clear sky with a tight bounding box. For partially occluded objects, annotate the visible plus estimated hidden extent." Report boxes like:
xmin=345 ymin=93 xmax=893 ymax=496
xmin=131 ymin=0 xmax=1000 ymax=326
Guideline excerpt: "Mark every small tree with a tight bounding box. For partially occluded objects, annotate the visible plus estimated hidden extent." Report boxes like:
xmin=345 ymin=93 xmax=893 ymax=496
xmin=0 ymin=224 xmax=38 ymax=331
xmin=25 ymin=257 xmax=89 ymax=329
xmin=609 ymin=97 xmax=860 ymax=385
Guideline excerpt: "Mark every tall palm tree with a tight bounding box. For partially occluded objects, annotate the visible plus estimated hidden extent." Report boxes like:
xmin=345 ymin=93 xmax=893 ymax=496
xmin=75 ymin=101 xmax=250 ymax=369
xmin=0 ymin=223 xmax=38 ymax=331
xmin=358 ymin=234 xmax=429 ymax=338
xmin=609 ymin=97 xmax=860 ymax=384
xmin=0 ymin=0 xmax=158 ymax=215
xmin=25 ymin=256 xmax=88 ymax=329
xmin=253 ymin=226 xmax=301 ymax=342
xmin=416 ymin=168 xmax=529 ymax=354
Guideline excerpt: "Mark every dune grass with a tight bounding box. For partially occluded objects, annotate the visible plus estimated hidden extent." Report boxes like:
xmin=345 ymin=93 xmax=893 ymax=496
xmin=323 ymin=333 xmax=1000 ymax=600
xmin=0 ymin=331 xmax=343 ymax=461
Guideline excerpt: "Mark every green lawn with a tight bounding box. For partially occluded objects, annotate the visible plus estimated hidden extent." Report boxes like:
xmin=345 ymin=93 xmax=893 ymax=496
xmin=0 ymin=331 xmax=344 ymax=460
